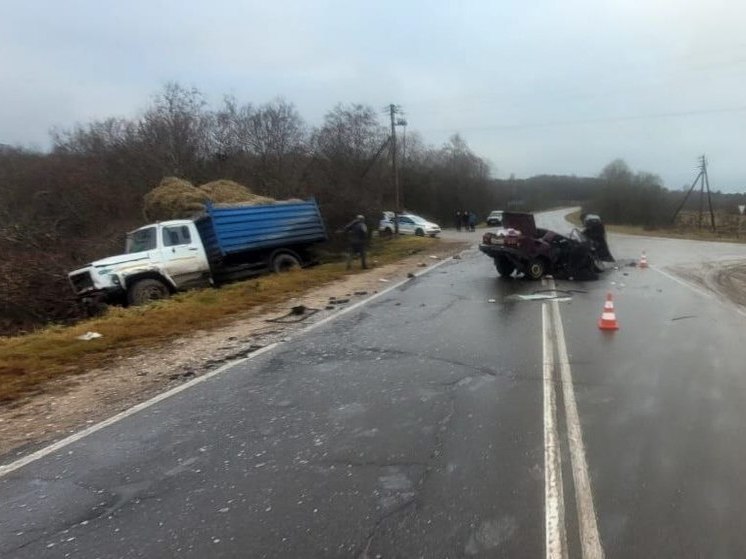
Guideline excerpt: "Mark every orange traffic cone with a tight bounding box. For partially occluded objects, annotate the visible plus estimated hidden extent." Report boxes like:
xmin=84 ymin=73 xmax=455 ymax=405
xmin=598 ymin=292 xmax=619 ymax=331
xmin=638 ymin=251 xmax=649 ymax=268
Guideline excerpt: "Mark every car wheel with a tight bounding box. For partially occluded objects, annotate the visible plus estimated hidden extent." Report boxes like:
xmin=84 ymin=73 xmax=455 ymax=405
xmin=127 ymin=278 xmax=170 ymax=306
xmin=592 ymin=255 xmax=604 ymax=273
xmin=495 ymin=256 xmax=515 ymax=278
xmin=415 ymin=228 xmax=425 ymax=237
xmin=525 ymin=258 xmax=546 ymax=280
xmin=380 ymin=228 xmax=393 ymax=239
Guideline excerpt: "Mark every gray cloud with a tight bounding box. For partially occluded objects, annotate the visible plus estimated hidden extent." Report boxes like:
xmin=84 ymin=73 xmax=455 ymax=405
xmin=1 ymin=0 xmax=744 ymax=190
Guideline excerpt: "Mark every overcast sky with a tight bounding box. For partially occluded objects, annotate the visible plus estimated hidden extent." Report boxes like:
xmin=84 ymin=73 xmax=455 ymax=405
xmin=2 ymin=0 xmax=745 ymax=191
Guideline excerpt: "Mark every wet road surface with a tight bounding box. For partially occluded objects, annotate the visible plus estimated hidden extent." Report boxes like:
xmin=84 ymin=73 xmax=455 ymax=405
xmin=2 ymin=209 xmax=746 ymax=558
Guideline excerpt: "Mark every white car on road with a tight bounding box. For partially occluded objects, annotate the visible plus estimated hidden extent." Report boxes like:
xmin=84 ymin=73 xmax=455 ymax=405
xmin=379 ymin=212 xmax=441 ymax=237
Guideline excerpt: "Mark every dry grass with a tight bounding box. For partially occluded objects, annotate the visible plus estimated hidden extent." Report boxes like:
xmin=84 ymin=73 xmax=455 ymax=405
xmin=0 ymin=236 xmax=440 ymax=404
xmin=566 ymin=210 xmax=746 ymax=244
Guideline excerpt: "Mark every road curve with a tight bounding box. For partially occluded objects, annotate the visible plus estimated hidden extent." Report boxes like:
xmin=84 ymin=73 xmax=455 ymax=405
xmin=2 ymin=209 xmax=746 ymax=558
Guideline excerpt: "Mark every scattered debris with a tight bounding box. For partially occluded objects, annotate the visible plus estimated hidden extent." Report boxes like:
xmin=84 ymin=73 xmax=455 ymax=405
xmin=672 ymin=315 xmax=697 ymax=321
xmin=453 ymin=254 xmax=462 ymax=259
xmin=325 ymin=305 xmax=335 ymax=310
xmin=418 ymin=263 xmax=427 ymax=267
xmin=379 ymin=278 xmax=390 ymax=283
xmin=266 ymin=307 xmax=320 ymax=323
xmin=488 ymin=299 xmax=496 ymax=303
xmin=407 ymin=272 xmax=416 ymax=278
xmin=353 ymin=291 xmax=368 ymax=296
xmin=76 ymin=332 xmax=103 ymax=341
xmin=168 ymin=370 xmax=196 ymax=381
xmin=429 ymin=255 xmax=440 ymax=260
xmin=505 ymin=294 xmax=572 ymax=302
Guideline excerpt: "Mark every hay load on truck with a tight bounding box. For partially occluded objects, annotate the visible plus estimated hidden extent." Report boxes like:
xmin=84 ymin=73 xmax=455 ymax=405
xmin=68 ymin=199 xmax=327 ymax=307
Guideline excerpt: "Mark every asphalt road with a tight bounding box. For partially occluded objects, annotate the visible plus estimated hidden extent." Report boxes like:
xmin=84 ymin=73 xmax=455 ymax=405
xmin=3 ymin=209 xmax=746 ymax=558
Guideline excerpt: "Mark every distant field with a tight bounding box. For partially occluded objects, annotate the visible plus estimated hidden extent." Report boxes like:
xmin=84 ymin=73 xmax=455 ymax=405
xmin=567 ymin=210 xmax=746 ymax=243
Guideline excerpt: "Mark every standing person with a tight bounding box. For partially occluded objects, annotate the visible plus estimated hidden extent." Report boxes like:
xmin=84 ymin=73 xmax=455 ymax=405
xmin=455 ymin=211 xmax=462 ymax=232
xmin=462 ymin=210 xmax=470 ymax=232
xmin=343 ymin=214 xmax=368 ymax=270
xmin=468 ymin=211 xmax=477 ymax=232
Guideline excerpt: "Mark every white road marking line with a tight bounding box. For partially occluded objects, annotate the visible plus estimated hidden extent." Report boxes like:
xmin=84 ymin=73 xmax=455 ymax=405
xmin=549 ymin=286 xmax=605 ymax=559
xmin=651 ymin=264 xmax=746 ymax=319
xmin=0 ymin=343 xmax=276 ymax=478
xmin=543 ymin=303 xmax=569 ymax=559
xmin=649 ymin=265 xmax=714 ymax=300
xmin=0 ymin=254 xmax=460 ymax=478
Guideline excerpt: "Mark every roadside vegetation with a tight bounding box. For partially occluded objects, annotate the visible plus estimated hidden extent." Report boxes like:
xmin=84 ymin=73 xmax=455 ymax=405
xmin=3 ymin=85 xmax=745 ymax=337
xmin=0 ymin=236 xmax=443 ymax=404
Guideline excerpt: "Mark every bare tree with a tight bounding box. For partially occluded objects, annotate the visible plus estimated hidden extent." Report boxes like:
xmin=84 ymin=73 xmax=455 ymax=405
xmin=138 ymin=82 xmax=211 ymax=178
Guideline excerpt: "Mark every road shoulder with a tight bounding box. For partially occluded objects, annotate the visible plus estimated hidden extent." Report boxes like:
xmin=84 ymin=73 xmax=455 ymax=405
xmin=0 ymin=240 xmax=469 ymax=461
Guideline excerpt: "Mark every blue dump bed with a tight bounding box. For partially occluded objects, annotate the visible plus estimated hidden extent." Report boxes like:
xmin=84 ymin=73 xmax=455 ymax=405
xmin=194 ymin=199 xmax=327 ymax=262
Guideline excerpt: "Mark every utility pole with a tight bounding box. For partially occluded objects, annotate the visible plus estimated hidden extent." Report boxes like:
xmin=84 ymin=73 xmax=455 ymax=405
xmin=389 ymin=104 xmax=400 ymax=234
xmin=670 ymin=155 xmax=717 ymax=232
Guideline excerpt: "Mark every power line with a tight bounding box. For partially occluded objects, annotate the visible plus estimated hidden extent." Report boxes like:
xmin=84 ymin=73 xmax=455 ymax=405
xmin=418 ymin=105 xmax=746 ymax=134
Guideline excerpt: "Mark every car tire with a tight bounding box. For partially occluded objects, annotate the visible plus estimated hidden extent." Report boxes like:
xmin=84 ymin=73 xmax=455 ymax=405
xmin=592 ymin=255 xmax=604 ymax=273
xmin=127 ymin=278 xmax=170 ymax=306
xmin=380 ymin=228 xmax=393 ymax=239
xmin=415 ymin=228 xmax=425 ymax=237
xmin=525 ymin=258 xmax=546 ymax=280
xmin=495 ymin=256 xmax=515 ymax=278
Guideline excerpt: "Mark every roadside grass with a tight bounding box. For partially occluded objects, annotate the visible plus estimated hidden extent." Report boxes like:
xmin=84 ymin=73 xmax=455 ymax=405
xmin=0 ymin=236 xmax=445 ymax=405
xmin=566 ymin=210 xmax=746 ymax=244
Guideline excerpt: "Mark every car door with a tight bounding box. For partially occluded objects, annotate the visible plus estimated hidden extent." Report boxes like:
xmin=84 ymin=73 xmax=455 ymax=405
xmin=159 ymin=224 xmax=211 ymax=288
xmin=397 ymin=216 xmax=415 ymax=234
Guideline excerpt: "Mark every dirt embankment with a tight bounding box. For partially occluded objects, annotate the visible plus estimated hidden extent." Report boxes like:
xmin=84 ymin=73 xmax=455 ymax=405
xmin=670 ymin=261 xmax=746 ymax=309
xmin=0 ymin=241 xmax=470 ymax=461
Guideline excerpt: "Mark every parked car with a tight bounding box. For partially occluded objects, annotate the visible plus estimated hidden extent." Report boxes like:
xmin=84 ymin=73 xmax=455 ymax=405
xmin=486 ymin=210 xmax=504 ymax=226
xmin=379 ymin=212 xmax=441 ymax=237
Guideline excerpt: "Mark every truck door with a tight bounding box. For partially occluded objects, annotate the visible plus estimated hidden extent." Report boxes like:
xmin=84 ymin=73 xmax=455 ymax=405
xmin=159 ymin=224 xmax=211 ymax=288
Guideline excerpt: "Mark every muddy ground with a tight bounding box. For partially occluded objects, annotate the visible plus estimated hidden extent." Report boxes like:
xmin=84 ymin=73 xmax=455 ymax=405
xmin=0 ymin=241 xmax=470 ymax=461
xmin=669 ymin=261 xmax=746 ymax=309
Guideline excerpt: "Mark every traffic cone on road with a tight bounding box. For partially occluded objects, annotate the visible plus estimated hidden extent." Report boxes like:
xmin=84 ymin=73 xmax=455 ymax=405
xmin=638 ymin=251 xmax=649 ymax=268
xmin=598 ymin=292 xmax=619 ymax=331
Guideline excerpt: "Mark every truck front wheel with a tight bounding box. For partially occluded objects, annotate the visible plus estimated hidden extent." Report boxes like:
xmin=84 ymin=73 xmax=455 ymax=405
xmin=272 ymin=253 xmax=301 ymax=273
xmin=127 ymin=278 xmax=170 ymax=306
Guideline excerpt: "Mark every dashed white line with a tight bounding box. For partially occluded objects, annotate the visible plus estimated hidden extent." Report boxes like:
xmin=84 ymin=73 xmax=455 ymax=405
xmin=548 ymin=281 xmax=605 ymax=559
xmin=543 ymin=303 xmax=569 ymax=559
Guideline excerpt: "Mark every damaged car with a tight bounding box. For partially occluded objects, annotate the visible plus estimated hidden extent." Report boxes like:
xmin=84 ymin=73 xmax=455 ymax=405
xmin=478 ymin=212 xmax=614 ymax=280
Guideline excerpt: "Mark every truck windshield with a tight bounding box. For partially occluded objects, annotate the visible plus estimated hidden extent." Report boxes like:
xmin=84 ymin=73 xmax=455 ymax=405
xmin=126 ymin=227 xmax=157 ymax=253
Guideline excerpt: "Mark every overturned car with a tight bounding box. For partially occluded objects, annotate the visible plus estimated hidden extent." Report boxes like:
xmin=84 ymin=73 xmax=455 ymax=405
xmin=478 ymin=212 xmax=614 ymax=280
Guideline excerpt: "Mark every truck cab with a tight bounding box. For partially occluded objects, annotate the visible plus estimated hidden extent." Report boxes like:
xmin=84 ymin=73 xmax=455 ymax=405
xmin=69 ymin=220 xmax=211 ymax=307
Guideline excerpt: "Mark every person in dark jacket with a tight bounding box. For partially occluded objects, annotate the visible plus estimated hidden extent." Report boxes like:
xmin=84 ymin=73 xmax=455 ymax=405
xmin=455 ymin=211 xmax=462 ymax=232
xmin=468 ymin=211 xmax=477 ymax=232
xmin=462 ymin=210 xmax=470 ymax=231
xmin=343 ymin=214 xmax=368 ymax=270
